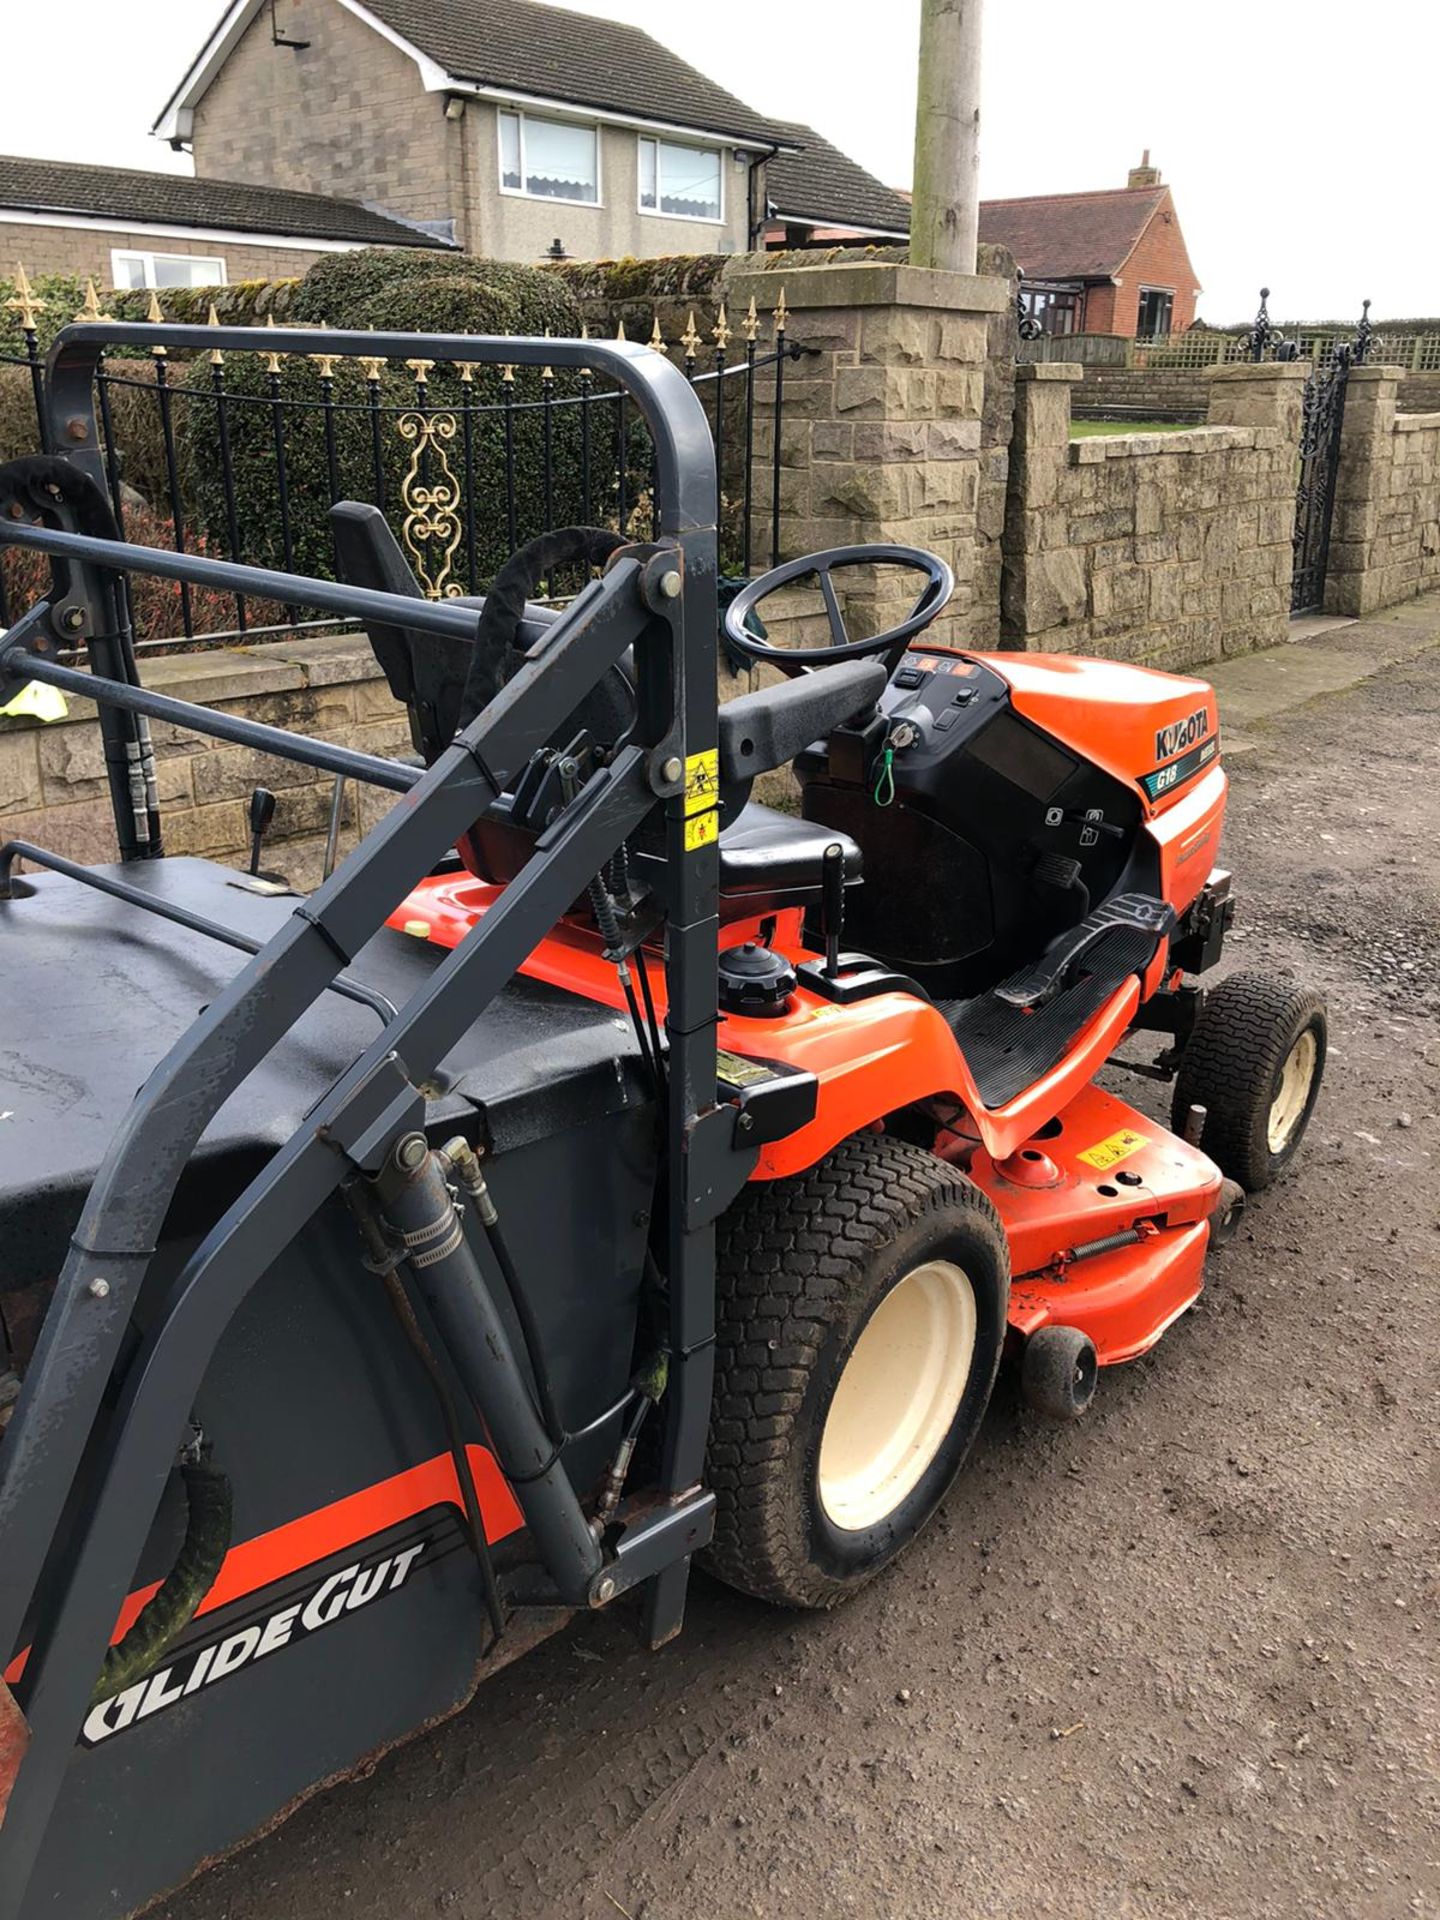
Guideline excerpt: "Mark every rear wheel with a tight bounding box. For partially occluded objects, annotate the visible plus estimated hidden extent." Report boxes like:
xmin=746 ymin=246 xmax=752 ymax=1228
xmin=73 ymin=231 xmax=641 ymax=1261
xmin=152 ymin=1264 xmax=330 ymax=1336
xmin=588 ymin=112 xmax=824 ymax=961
xmin=1172 ymin=972 xmax=1326 ymax=1192
xmin=704 ymin=1135 xmax=1009 ymax=1609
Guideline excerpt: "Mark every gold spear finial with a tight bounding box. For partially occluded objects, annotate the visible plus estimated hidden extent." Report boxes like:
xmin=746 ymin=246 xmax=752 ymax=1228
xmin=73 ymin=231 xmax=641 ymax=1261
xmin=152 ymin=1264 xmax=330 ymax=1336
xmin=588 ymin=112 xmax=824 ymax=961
xmin=774 ymin=286 xmax=789 ymax=332
xmin=616 ymin=318 xmax=627 ymax=342
xmin=712 ymin=302 xmax=732 ymax=353
xmin=541 ymin=325 xmax=554 ymax=382
xmin=742 ymin=295 xmax=760 ymax=343
xmin=405 ymin=357 xmax=435 ymax=385
xmin=359 ymin=355 xmax=386 ymax=383
xmin=6 ymin=264 xmax=41 ymax=333
xmin=648 ymin=313 xmax=665 ymax=353
xmin=145 ymin=289 xmax=168 ymax=357
xmin=310 ymin=351 xmax=339 ymax=380
xmin=680 ymin=310 xmax=702 ymax=358
xmin=74 ymin=278 xmax=113 ymax=325
xmin=262 ymin=311 xmax=285 ymax=374
xmin=205 ymin=299 xmax=226 ymax=365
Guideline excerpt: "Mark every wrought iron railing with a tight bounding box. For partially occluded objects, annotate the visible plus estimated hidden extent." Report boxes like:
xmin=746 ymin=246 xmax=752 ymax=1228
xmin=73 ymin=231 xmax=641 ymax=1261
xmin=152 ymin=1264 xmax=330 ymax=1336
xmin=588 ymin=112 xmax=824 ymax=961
xmin=1 ymin=268 xmax=803 ymax=651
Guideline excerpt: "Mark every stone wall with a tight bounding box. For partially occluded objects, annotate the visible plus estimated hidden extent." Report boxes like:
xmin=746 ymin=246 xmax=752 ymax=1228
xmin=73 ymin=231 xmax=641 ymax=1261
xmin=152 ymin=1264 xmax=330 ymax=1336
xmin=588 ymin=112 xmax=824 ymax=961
xmin=1327 ymin=366 xmax=1440 ymax=616
xmin=1073 ymin=362 xmax=1440 ymax=424
xmin=722 ymin=255 xmax=1011 ymax=647
xmin=0 ymin=637 xmax=406 ymax=890
xmin=1000 ymin=362 xmax=1307 ymax=669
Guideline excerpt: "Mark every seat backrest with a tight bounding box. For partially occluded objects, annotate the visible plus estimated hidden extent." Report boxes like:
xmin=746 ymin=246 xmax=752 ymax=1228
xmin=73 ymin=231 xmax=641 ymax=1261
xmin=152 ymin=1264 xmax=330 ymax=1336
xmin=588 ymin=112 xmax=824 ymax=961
xmin=330 ymin=506 xmax=637 ymax=886
xmin=329 ymin=503 xmax=478 ymax=764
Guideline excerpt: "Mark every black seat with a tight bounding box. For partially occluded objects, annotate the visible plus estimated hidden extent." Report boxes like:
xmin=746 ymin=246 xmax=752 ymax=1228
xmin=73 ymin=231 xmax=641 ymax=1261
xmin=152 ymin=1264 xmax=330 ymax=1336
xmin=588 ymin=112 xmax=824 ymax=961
xmin=329 ymin=502 xmax=867 ymax=916
xmin=717 ymin=801 xmax=862 ymax=917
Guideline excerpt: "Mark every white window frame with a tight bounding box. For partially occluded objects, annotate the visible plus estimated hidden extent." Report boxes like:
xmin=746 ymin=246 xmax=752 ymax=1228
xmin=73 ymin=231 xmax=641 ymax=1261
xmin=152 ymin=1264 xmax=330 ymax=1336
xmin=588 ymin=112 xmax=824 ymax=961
xmin=1136 ymin=285 xmax=1176 ymax=339
xmin=636 ymin=135 xmax=725 ymax=226
xmin=496 ymin=108 xmax=603 ymax=209
xmin=110 ymin=249 xmax=228 ymax=289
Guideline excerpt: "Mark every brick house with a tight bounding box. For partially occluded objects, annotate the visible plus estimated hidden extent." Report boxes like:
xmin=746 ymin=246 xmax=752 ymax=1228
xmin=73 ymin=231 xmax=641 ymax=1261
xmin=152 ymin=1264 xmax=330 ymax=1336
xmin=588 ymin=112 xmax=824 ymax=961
xmin=766 ymin=149 xmax=1202 ymax=341
xmin=0 ymin=152 xmax=450 ymax=290
xmin=151 ymin=0 xmax=802 ymax=264
xmin=984 ymin=156 xmax=1202 ymax=339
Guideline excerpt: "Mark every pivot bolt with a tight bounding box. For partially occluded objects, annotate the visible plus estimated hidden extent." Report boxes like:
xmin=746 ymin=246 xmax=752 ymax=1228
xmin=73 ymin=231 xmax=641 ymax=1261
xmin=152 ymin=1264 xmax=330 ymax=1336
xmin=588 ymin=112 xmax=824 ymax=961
xmin=394 ymin=1133 xmax=429 ymax=1172
xmin=65 ymin=418 xmax=90 ymax=443
xmin=87 ymin=1277 xmax=110 ymax=1300
xmin=661 ymin=755 xmax=683 ymax=784
xmin=59 ymin=607 xmax=85 ymax=634
xmin=658 ymin=569 xmax=682 ymax=599
xmin=595 ymin=1575 xmax=616 ymax=1604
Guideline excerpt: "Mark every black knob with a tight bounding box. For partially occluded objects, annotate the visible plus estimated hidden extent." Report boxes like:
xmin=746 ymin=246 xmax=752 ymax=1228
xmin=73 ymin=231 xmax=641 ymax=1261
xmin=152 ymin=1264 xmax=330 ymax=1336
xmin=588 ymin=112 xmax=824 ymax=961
xmin=718 ymin=942 xmax=797 ymax=1019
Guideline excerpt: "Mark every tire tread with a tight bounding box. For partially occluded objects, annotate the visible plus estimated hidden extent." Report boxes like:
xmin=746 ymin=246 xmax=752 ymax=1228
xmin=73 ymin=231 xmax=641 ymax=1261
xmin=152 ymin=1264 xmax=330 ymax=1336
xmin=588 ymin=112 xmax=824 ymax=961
xmin=704 ymin=1134 xmax=1006 ymax=1608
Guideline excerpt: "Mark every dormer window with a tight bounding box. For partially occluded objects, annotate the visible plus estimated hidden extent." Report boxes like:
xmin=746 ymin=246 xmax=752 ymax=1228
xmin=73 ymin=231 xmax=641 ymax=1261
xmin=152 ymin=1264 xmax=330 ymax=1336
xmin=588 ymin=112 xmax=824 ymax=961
xmin=498 ymin=110 xmax=600 ymax=205
xmin=638 ymin=137 xmax=723 ymax=223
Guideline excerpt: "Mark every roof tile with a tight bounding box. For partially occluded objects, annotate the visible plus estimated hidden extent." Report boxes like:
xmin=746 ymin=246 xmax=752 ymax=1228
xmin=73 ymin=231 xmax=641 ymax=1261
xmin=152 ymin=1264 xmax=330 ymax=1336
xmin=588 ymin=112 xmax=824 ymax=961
xmin=0 ymin=154 xmax=452 ymax=250
xmin=978 ymin=186 xmax=1169 ymax=281
xmin=366 ymin=0 xmax=788 ymax=145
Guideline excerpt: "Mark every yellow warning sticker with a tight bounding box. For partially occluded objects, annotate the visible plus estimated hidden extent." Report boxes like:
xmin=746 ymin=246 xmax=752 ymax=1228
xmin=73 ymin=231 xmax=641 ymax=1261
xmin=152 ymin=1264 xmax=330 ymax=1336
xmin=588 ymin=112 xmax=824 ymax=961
xmin=1076 ymin=1127 xmax=1149 ymax=1171
xmin=684 ymin=748 xmax=720 ymax=817
xmin=684 ymin=809 xmax=719 ymax=853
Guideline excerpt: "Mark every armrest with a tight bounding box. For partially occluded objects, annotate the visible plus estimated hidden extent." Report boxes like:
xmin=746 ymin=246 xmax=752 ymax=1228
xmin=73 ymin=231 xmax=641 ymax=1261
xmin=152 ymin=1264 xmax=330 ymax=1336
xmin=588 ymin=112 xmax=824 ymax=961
xmin=718 ymin=659 xmax=888 ymax=785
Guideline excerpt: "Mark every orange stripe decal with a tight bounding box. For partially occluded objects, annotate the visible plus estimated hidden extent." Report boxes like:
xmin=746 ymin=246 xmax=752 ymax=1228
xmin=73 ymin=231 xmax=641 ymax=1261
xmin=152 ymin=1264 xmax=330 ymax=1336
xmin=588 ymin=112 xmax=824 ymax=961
xmin=5 ymin=1446 xmax=522 ymax=1686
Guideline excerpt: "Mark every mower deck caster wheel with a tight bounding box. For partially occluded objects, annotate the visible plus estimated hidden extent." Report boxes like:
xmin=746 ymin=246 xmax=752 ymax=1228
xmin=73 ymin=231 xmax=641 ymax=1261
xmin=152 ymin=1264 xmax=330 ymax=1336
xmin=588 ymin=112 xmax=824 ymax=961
xmin=1208 ymin=1177 xmax=1247 ymax=1248
xmin=1022 ymin=1325 xmax=1098 ymax=1422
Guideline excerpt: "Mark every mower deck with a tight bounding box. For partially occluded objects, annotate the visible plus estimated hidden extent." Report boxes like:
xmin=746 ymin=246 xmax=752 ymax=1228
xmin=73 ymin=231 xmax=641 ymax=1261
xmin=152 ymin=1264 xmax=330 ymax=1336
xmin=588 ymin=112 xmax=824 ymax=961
xmin=960 ymin=1081 xmax=1220 ymax=1365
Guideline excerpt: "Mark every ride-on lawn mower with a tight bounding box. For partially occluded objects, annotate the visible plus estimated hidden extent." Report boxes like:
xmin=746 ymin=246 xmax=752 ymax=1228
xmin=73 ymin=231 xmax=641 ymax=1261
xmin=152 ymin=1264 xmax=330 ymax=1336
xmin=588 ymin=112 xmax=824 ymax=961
xmin=0 ymin=320 xmax=1325 ymax=1918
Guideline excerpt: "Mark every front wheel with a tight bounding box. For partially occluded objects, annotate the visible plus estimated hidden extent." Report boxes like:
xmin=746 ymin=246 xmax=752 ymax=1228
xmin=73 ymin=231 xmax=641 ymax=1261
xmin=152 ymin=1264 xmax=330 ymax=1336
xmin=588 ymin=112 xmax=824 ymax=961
xmin=703 ymin=1135 xmax=1010 ymax=1609
xmin=1172 ymin=972 xmax=1327 ymax=1192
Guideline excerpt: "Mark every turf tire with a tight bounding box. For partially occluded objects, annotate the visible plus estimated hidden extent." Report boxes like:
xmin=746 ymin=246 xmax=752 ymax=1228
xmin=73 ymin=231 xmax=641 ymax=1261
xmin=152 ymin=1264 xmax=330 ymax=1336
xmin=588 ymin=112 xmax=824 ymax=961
xmin=1171 ymin=971 xmax=1326 ymax=1192
xmin=703 ymin=1134 xmax=1009 ymax=1610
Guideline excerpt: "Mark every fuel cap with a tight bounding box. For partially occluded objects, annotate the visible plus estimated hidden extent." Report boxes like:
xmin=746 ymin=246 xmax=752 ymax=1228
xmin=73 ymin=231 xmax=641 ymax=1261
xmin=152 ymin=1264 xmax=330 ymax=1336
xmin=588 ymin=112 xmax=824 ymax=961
xmin=717 ymin=942 xmax=796 ymax=1019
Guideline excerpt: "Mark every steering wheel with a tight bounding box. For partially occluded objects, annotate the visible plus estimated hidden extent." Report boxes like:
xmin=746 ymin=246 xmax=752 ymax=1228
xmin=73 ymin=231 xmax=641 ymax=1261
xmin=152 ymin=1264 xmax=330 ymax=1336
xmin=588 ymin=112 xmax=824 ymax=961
xmin=722 ymin=544 xmax=954 ymax=681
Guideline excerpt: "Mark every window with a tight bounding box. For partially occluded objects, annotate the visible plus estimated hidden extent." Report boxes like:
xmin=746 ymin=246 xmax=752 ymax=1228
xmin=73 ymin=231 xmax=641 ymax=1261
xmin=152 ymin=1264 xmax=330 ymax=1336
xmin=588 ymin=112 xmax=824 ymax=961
xmin=111 ymin=251 xmax=228 ymax=290
xmin=498 ymin=110 xmax=599 ymax=204
xmin=1021 ymin=283 xmax=1084 ymax=336
xmin=638 ymin=137 xmax=723 ymax=223
xmin=1136 ymin=287 xmax=1175 ymax=340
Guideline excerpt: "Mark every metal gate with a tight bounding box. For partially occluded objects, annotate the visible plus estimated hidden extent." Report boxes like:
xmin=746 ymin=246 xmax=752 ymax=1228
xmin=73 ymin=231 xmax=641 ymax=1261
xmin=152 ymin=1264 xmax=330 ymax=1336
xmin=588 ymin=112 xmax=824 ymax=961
xmin=1240 ymin=292 xmax=1374 ymax=616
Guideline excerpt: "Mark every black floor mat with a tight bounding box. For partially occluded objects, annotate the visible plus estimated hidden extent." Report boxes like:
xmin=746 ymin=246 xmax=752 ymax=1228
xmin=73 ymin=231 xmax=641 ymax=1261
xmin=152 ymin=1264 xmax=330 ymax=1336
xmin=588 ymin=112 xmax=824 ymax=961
xmin=939 ymin=925 xmax=1160 ymax=1109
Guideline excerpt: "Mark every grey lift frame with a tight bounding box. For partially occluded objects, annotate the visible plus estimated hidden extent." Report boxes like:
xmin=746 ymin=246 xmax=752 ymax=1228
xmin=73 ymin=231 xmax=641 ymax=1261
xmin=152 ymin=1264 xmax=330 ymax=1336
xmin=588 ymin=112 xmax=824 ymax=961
xmin=0 ymin=322 xmax=727 ymax=1920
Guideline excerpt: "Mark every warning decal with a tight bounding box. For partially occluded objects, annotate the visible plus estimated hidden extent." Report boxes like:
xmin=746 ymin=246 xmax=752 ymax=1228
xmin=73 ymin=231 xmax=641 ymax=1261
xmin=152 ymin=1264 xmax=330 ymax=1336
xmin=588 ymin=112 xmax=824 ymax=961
xmin=1076 ymin=1127 xmax=1148 ymax=1171
xmin=684 ymin=809 xmax=719 ymax=853
xmin=684 ymin=749 xmax=720 ymax=817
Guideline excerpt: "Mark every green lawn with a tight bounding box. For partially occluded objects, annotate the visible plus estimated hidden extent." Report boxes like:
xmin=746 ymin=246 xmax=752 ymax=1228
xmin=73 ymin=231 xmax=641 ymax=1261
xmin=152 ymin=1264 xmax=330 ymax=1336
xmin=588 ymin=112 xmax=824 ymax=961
xmin=1069 ymin=418 xmax=1196 ymax=438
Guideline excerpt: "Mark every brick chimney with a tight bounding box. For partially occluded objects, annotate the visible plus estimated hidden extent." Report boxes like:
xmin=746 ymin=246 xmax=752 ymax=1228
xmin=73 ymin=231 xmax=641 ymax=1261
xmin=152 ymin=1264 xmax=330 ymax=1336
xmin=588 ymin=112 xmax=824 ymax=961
xmin=1127 ymin=149 xmax=1162 ymax=188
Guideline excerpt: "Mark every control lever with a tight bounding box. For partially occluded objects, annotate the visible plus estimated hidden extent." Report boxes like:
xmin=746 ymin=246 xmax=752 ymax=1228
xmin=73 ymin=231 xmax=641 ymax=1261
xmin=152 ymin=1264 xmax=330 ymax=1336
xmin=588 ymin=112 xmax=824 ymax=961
xmin=821 ymin=842 xmax=846 ymax=980
xmin=227 ymin=786 xmax=294 ymax=894
xmin=248 ymin=787 xmax=277 ymax=875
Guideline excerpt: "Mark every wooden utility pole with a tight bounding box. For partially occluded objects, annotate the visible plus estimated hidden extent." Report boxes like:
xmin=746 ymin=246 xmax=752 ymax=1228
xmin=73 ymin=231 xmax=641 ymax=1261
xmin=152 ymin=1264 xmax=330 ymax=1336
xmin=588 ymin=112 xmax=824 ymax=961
xmin=909 ymin=0 xmax=982 ymax=273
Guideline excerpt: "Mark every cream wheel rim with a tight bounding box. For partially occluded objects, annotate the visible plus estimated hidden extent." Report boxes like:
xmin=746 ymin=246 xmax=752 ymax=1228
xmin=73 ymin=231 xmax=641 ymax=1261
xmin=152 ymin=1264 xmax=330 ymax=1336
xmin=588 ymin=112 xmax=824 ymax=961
xmin=1267 ymin=1028 xmax=1318 ymax=1153
xmin=818 ymin=1260 xmax=977 ymax=1533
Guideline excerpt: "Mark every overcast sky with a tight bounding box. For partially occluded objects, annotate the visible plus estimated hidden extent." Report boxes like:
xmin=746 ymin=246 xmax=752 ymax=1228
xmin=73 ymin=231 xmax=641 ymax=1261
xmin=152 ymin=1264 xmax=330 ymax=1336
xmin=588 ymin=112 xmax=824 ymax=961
xmin=3 ymin=0 xmax=1434 ymax=324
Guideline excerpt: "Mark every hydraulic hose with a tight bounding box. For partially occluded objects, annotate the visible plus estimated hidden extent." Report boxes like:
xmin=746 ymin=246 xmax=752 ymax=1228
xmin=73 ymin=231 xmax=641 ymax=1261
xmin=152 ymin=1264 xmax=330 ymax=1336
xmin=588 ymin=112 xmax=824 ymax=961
xmin=370 ymin=1136 xmax=603 ymax=1606
xmin=89 ymin=1442 xmax=232 ymax=1707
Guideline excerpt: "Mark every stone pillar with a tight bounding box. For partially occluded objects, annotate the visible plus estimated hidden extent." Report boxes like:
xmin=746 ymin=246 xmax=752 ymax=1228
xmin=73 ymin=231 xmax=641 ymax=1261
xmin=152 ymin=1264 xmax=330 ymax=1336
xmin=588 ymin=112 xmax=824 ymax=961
xmin=1205 ymin=360 xmax=1311 ymax=440
xmin=1326 ymin=364 xmax=1402 ymax=617
xmin=724 ymin=260 xmax=1010 ymax=643
xmin=1000 ymin=363 xmax=1087 ymax=639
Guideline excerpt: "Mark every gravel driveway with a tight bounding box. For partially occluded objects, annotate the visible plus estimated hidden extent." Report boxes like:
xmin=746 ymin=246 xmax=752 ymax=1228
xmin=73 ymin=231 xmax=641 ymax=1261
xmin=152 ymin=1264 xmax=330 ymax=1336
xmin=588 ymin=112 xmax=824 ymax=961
xmin=157 ymin=606 xmax=1440 ymax=1920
